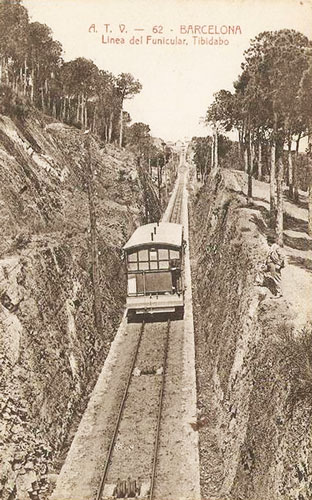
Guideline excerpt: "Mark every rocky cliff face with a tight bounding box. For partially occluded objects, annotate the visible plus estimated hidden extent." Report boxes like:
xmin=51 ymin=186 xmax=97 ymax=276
xmin=0 ymin=111 xmax=153 ymax=499
xmin=190 ymin=170 xmax=312 ymax=500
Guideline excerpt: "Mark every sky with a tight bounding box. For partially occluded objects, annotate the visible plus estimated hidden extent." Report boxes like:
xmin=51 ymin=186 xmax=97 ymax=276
xmin=23 ymin=0 xmax=312 ymax=142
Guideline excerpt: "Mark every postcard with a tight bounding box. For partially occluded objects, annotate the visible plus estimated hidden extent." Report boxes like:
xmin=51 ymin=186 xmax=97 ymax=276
xmin=1 ymin=1 xmax=311 ymax=499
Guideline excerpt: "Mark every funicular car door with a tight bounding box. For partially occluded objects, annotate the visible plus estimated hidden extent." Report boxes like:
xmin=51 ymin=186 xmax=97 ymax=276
xmin=135 ymin=270 xmax=172 ymax=295
xmin=144 ymin=271 xmax=172 ymax=294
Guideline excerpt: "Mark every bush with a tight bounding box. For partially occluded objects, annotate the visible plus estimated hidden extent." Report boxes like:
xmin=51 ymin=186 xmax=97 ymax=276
xmin=0 ymin=84 xmax=30 ymax=121
xmin=11 ymin=232 xmax=31 ymax=250
xmin=280 ymin=325 xmax=312 ymax=409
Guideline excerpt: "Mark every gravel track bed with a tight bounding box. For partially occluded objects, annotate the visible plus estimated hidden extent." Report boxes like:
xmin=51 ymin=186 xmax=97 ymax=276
xmin=105 ymin=321 xmax=168 ymax=487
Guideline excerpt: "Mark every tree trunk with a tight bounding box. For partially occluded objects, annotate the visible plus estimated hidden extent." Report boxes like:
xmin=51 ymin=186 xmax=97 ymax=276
xmin=61 ymin=97 xmax=66 ymax=121
xmin=157 ymin=159 xmax=161 ymax=201
xmin=66 ymin=96 xmax=71 ymax=122
xmin=76 ymin=94 xmax=80 ymax=124
xmin=270 ymin=142 xmax=277 ymax=223
xmin=204 ymin=152 xmax=209 ymax=180
xmin=24 ymin=59 xmax=27 ymax=95
xmin=307 ymin=130 xmax=312 ymax=236
xmin=92 ymin=105 xmax=97 ymax=133
xmin=309 ymin=177 xmax=312 ymax=236
xmin=5 ymin=58 xmax=9 ymax=84
xmin=104 ymin=123 xmax=108 ymax=142
xmin=81 ymin=95 xmax=85 ymax=129
xmin=52 ymin=99 xmax=57 ymax=118
xmin=84 ymin=134 xmax=102 ymax=335
xmin=247 ymin=134 xmax=253 ymax=201
xmin=294 ymin=134 xmax=301 ymax=202
xmin=244 ymin=146 xmax=248 ymax=172
xmin=84 ymin=98 xmax=88 ymax=130
xmin=30 ymin=68 xmax=34 ymax=103
xmin=276 ymin=157 xmax=284 ymax=246
xmin=41 ymin=89 xmax=45 ymax=112
xmin=214 ymin=129 xmax=218 ymax=171
xmin=119 ymin=105 xmax=123 ymax=147
xmin=210 ymin=140 xmax=214 ymax=170
xmin=238 ymin=128 xmax=243 ymax=159
xmin=108 ymin=112 xmax=113 ymax=142
xmin=258 ymin=142 xmax=263 ymax=181
xmin=48 ymin=88 xmax=51 ymax=112
xmin=19 ymin=66 xmax=23 ymax=93
xmin=288 ymin=140 xmax=293 ymax=199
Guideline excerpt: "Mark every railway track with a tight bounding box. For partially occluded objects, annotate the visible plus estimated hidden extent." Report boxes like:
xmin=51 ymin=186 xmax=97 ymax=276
xmin=95 ymin=176 xmax=185 ymax=499
xmin=95 ymin=319 xmax=171 ymax=500
xmin=169 ymin=179 xmax=184 ymax=224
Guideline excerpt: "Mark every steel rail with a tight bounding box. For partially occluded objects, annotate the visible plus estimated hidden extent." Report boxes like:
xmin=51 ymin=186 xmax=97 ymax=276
xmin=95 ymin=320 xmax=145 ymax=500
xmin=169 ymin=182 xmax=183 ymax=223
xmin=149 ymin=319 xmax=171 ymax=500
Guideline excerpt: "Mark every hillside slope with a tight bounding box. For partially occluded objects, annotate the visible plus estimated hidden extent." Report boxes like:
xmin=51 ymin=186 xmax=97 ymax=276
xmin=0 ymin=111 xmax=158 ymax=499
xmin=190 ymin=167 xmax=312 ymax=500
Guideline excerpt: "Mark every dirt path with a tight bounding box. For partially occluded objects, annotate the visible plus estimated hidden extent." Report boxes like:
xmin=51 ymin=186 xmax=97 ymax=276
xmin=229 ymin=170 xmax=312 ymax=330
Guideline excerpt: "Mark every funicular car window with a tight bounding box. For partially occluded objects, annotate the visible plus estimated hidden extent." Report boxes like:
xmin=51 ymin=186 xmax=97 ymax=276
xmin=128 ymin=262 xmax=138 ymax=271
xmin=170 ymin=249 xmax=180 ymax=259
xmin=128 ymin=251 xmax=138 ymax=262
xmin=158 ymin=249 xmax=169 ymax=260
xmin=158 ymin=248 xmax=170 ymax=270
xmin=149 ymin=250 xmax=157 ymax=261
xmin=138 ymin=249 xmax=148 ymax=261
xmin=139 ymin=262 xmax=149 ymax=270
xmin=128 ymin=247 xmax=180 ymax=273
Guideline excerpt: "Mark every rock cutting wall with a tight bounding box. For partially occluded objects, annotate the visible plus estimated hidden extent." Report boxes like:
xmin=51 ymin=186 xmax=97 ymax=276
xmin=0 ymin=112 xmax=159 ymax=499
xmin=190 ymin=170 xmax=312 ymax=500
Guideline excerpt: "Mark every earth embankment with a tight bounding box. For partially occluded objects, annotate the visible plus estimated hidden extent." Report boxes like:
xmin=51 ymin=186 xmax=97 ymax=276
xmin=190 ymin=169 xmax=312 ymax=500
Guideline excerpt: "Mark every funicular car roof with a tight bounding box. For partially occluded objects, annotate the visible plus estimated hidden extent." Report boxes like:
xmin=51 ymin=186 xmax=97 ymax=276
xmin=123 ymin=222 xmax=183 ymax=251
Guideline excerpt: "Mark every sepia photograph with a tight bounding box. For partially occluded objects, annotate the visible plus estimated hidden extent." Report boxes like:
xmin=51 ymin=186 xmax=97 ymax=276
xmin=0 ymin=0 xmax=312 ymax=499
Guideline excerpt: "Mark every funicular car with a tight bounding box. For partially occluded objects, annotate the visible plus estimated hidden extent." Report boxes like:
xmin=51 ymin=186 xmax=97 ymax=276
xmin=123 ymin=222 xmax=185 ymax=319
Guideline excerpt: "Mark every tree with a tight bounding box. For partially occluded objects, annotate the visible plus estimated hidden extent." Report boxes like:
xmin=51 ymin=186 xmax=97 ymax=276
xmin=0 ymin=2 xmax=29 ymax=86
xmin=116 ymin=73 xmax=142 ymax=147
xmin=27 ymin=22 xmax=62 ymax=107
xmin=299 ymin=57 xmax=312 ymax=236
xmin=0 ymin=2 xmax=143 ymax=146
xmin=206 ymin=90 xmax=235 ymax=171
xmin=126 ymin=122 xmax=151 ymax=155
xmin=93 ymin=70 xmax=116 ymax=139
xmin=192 ymin=137 xmax=211 ymax=181
xmin=241 ymin=29 xmax=310 ymax=242
xmin=203 ymin=29 xmax=312 ymax=244
xmin=60 ymin=58 xmax=98 ymax=129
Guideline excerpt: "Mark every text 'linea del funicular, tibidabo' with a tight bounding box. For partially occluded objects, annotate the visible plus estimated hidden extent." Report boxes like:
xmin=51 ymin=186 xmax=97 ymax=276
xmin=100 ymin=25 xmax=242 ymax=46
